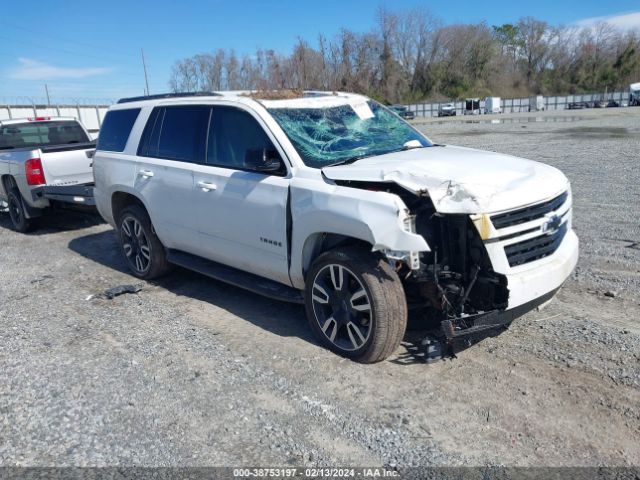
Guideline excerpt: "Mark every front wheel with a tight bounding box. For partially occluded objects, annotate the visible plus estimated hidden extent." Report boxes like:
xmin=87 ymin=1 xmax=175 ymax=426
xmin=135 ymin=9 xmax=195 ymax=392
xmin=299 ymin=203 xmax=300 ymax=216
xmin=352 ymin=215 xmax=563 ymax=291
xmin=304 ymin=248 xmax=407 ymax=363
xmin=117 ymin=205 xmax=170 ymax=279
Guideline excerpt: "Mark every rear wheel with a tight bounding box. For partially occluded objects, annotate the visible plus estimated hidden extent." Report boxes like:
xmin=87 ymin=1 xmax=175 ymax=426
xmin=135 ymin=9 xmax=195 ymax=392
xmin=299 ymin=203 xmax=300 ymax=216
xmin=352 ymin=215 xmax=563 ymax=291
xmin=7 ymin=188 xmax=33 ymax=233
xmin=117 ymin=205 xmax=170 ymax=279
xmin=304 ymin=247 xmax=407 ymax=363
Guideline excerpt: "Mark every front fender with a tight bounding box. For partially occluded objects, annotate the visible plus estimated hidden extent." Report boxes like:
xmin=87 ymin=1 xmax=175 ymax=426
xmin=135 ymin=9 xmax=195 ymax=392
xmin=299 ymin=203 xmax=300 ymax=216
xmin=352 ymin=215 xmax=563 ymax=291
xmin=289 ymin=178 xmax=429 ymax=289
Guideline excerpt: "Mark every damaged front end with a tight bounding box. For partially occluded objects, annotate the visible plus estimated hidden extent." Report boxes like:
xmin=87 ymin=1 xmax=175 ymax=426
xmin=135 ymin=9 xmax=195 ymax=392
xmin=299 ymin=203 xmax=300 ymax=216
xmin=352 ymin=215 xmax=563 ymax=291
xmin=335 ymin=180 xmax=511 ymax=345
xmin=405 ymin=196 xmax=512 ymax=343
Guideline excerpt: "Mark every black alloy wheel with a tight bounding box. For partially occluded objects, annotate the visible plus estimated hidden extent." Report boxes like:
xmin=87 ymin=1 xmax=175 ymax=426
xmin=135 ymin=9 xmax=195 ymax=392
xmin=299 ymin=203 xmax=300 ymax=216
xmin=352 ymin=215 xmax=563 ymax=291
xmin=311 ymin=263 xmax=373 ymax=352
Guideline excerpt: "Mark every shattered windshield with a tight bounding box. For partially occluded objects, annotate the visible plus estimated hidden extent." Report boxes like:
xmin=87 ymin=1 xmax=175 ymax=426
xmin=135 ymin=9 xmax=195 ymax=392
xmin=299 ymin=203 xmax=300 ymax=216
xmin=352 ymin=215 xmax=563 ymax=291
xmin=267 ymin=101 xmax=431 ymax=168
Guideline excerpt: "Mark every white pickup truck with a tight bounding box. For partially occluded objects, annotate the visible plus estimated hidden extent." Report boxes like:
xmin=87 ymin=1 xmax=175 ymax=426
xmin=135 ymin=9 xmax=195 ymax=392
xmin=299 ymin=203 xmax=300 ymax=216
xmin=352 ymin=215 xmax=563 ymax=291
xmin=0 ymin=116 xmax=96 ymax=232
xmin=93 ymin=91 xmax=578 ymax=363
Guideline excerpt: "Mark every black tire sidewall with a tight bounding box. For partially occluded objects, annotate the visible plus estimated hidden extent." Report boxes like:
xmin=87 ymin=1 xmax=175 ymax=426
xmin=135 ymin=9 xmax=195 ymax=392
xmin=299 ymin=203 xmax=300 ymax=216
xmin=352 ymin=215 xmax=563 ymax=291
xmin=304 ymin=248 xmax=406 ymax=362
xmin=7 ymin=189 xmax=31 ymax=233
xmin=306 ymin=254 xmax=377 ymax=359
xmin=117 ymin=205 xmax=168 ymax=279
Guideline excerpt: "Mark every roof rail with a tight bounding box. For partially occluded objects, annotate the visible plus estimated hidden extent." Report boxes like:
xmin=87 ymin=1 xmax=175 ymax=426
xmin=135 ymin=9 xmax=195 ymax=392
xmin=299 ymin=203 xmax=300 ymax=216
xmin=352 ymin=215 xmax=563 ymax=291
xmin=117 ymin=92 xmax=220 ymax=104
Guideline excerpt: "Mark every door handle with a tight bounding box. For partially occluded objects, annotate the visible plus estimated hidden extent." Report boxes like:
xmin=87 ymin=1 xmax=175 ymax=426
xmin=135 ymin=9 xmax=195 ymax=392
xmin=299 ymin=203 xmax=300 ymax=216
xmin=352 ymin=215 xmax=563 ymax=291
xmin=196 ymin=180 xmax=217 ymax=191
xmin=139 ymin=169 xmax=154 ymax=178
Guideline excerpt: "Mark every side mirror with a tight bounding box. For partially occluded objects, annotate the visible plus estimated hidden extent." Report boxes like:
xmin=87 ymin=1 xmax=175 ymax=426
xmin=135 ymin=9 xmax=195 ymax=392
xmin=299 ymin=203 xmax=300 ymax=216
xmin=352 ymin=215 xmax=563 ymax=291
xmin=244 ymin=148 xmax=283 ymax=173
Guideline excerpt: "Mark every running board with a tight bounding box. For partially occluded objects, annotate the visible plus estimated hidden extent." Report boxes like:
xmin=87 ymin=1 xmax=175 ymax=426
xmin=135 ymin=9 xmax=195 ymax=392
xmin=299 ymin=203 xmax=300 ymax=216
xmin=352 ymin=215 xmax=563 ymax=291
xmin=166 ymin=249 xmax=304 ymax=304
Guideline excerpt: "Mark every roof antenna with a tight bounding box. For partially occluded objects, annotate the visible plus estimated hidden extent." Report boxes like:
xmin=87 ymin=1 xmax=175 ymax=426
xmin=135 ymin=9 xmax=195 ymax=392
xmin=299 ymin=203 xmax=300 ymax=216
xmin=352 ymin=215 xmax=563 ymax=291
xmin=141 ymin=48 xmax=150 ymax=96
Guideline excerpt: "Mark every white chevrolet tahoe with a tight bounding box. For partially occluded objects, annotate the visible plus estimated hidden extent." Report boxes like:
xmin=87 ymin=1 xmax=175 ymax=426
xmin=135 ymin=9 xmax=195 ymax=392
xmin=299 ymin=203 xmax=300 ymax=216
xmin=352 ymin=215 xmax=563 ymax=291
xmin=0 ymin=116 xmax=96 ymax=232
xmin=93 ymin=91 xmax=578 ymax=363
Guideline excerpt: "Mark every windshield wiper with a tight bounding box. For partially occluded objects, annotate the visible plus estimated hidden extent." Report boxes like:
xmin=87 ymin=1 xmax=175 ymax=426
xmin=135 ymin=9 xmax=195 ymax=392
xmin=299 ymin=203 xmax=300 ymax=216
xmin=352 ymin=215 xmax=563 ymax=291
xmin=326 ymin=140 xmax=428 ymax=168
xmin=327 ymin=154 xmax=371 ymax=167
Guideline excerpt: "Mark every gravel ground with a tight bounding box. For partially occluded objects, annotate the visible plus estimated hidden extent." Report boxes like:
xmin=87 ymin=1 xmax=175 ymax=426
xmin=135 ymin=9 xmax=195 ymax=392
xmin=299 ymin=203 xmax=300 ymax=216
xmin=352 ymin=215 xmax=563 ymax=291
xmin=0 ymin=108 xmax=638 ymax=468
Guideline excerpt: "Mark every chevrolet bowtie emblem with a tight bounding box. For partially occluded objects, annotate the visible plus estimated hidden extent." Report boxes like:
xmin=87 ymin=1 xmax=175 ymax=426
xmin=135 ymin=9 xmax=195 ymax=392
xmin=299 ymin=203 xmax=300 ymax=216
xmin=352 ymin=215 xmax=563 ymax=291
xmin=541 ymin=214 xmax=562 ymax=235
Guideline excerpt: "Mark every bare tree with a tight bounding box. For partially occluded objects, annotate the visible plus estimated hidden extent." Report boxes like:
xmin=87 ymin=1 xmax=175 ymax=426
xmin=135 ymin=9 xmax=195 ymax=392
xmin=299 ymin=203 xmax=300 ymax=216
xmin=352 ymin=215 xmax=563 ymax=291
xmin=517 ymin=17 xmax=553 ymax=87
xmin=167 ymin=10 xmax=640 ymax=103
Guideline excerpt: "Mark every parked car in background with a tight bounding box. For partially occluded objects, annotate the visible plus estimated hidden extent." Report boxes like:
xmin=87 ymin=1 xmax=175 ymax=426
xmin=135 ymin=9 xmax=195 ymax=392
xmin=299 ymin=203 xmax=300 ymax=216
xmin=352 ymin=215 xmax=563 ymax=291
xmin=567 ymin=101 xmax=588 ymax=110
xmin=606 ymin=100 xmax=619 ymax=108
xmin=390 ymin=104 xmax=415 ymax=120
xmin=437 ymin=103 xmax=456 ymax=117
xmin=0 ymin=117 xmax=96 ymax=232
xmin=93 ymin=90 xmax=578 ymax=363
xmin=593 ymin=100 xmax=608 ymax=108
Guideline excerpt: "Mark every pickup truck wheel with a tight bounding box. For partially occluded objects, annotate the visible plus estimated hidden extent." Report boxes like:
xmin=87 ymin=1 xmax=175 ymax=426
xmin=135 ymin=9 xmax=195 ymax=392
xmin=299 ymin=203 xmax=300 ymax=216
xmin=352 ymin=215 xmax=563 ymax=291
xmin=7 ymin=188 xmax=33 ymax=233
xmin=305 ymin=248 xmax=407 ymax=363
xmin=117 ymin=205 xmax=170 ymax=279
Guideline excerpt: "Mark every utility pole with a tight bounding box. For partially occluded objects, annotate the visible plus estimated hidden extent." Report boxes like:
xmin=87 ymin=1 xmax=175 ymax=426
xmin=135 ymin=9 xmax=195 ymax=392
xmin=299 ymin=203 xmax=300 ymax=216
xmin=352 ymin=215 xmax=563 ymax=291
xmin=44 ymin=84 xmax=50 ymax=106
xmin=141 ymin=48 xmax=150 ymax=96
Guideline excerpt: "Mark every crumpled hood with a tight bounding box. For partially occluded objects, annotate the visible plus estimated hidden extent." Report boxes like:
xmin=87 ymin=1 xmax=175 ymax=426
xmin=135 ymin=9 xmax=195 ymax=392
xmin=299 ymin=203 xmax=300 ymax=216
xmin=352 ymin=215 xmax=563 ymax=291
xmin=322 ymin=145 xmax=569 ymax=214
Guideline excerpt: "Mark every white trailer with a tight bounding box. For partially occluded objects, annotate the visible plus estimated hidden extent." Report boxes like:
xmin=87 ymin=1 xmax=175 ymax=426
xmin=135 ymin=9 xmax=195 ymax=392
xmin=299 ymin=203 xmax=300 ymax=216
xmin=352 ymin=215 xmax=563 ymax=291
xmin=484 ymin=97 xmax=502 ymax=114
xmin=529 ymin=95 xmax=545 ymax=112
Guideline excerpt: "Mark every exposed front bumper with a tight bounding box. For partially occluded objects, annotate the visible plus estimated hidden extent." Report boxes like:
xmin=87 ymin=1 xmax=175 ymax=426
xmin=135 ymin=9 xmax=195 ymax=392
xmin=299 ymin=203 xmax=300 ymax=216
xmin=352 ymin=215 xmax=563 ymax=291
xmin=440 ymin=285 xmax=561 ymax=339
xmin=440 ymin=228 xmax=577 ymax=340
xmin=438 ymin=189 xmax=580 ymax=341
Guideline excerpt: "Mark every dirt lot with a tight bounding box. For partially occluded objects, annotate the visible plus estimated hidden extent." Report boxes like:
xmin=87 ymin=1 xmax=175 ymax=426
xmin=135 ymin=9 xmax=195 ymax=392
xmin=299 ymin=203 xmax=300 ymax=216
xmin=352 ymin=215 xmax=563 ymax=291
xmin=0 ymin=108 xmax=638 ymax=468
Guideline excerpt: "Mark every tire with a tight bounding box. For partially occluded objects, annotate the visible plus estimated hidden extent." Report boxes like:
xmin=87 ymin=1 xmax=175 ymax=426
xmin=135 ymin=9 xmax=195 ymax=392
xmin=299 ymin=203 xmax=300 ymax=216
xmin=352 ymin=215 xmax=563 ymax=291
xmin=117 ymin=204 xmax=170 ymax=279
xmin=304 ymin=247 xmax=407 ymax=363
xmin=7 ymin=188 xmax=33 ymax=233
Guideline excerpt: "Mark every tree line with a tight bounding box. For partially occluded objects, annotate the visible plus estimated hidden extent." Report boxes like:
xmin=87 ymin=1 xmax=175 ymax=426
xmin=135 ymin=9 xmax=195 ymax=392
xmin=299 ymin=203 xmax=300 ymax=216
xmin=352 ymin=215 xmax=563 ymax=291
xmin=169 ymin=8 xmax=640 ymax=104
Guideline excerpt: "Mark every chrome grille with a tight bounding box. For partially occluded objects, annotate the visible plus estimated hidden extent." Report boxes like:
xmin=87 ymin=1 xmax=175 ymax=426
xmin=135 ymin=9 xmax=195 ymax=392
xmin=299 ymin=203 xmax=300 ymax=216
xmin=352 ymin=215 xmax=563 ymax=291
xmin=491 ymin=191 xmax=568 ymax=229
xmin=504 ymin=222 xmax=568 ymax=267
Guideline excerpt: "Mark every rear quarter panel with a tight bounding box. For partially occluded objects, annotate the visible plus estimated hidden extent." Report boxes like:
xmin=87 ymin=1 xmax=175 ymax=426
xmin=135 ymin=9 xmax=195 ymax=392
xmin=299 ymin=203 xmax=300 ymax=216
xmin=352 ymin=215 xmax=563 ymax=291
xmin=93 ymin=152 xmax=139 ymax=227
xmin=93 ymin=106 xmax=153 ymax=227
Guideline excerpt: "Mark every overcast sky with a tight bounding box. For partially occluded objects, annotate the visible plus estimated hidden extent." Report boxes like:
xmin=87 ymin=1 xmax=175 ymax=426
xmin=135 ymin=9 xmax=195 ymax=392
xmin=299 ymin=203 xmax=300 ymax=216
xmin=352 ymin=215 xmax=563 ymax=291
xmin=1 ymin=0 xmax=639 ymax=104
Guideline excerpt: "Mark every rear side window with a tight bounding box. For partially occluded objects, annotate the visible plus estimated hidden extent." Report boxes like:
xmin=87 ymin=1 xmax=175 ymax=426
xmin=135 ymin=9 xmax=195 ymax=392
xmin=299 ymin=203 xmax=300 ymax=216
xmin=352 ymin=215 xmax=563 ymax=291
xmin=137 ymin=107 xmax=162 ymax=157
xmin=97 ymin=109 xmax=140 ymax=152
xmin=139 ymin=106 xmax=210 ymax=163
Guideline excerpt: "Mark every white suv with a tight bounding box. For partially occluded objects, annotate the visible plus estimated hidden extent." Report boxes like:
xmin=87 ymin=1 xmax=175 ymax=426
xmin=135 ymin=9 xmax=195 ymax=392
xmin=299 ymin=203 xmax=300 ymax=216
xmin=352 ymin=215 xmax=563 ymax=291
xmin=93 ymin=91 xmax=578 ymax=363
